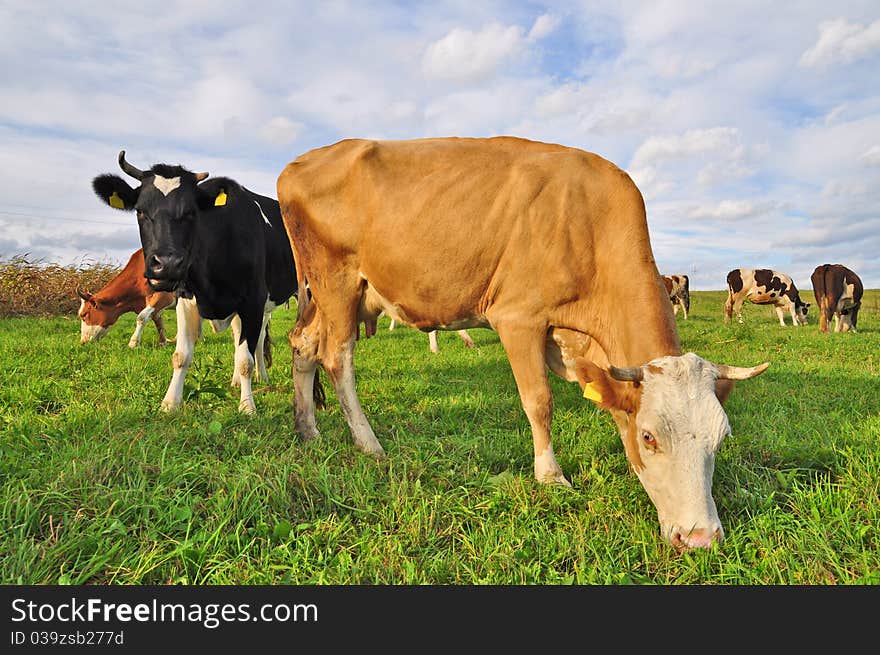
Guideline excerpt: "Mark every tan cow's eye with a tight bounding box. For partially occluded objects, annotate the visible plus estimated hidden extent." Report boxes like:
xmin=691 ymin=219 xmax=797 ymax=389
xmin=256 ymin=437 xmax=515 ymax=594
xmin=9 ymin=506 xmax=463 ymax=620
xmin=642 ymin=432 xmax=657 ymax=449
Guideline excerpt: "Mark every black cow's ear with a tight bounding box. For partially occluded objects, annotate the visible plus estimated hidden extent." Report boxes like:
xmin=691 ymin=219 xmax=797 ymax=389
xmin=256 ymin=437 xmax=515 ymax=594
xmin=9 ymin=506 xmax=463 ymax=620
xmin=196 ymin=178 xmax=230 ymax=211
xmin=92 ymin=174 xmax=139 ymax=211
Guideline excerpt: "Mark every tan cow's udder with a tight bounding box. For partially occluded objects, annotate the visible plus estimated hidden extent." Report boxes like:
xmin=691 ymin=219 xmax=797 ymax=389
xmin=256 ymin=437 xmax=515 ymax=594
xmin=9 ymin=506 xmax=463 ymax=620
xmin=359 ymin=279 xmax=488 ymax=332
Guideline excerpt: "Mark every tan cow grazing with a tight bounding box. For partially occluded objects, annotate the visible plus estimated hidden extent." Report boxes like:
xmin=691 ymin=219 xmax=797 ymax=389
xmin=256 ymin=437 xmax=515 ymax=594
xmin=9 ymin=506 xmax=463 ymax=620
xmin=662 ymin=274 xmax=690 ymax=319
xmin=278 ymin=136 xmax=769 ymax=549
xmin=78 ymin=248 xmax=176 ymax=347
xmin=811 ymin=264 xmax=863 ymax=333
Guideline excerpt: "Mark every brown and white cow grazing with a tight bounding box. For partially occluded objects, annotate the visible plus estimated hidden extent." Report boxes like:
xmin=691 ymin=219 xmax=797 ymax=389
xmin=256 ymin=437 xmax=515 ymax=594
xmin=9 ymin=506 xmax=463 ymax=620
xmin=277 ymin=136 xmax=769 ymax=549
xmin=78 ymin=248 xmax=176 ymax=347
xmin=662 ymin=274 xmax=690 ymax=319
xmin=724 ymin=268 xmax=810 ymax=326
xmin=811 ymin=264 xmax=863 ymax=333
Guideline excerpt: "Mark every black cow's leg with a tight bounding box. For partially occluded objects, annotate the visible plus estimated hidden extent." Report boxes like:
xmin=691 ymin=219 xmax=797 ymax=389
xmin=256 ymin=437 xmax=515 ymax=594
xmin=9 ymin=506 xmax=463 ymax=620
xmin=235 ymin=304 xmax=264 ymax=414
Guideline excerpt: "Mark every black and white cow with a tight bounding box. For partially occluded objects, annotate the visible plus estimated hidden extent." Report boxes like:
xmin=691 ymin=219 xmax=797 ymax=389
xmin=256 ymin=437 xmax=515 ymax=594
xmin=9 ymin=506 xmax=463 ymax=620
xmin=724 ymin=268 xmax=810 ymax=327
xmin=92 ymin=151 xmax=303 ymax=414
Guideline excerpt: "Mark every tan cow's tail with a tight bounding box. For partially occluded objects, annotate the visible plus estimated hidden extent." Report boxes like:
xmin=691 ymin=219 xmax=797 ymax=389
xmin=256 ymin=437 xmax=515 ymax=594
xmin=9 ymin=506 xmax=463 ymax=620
xmin=292 ymin=274 xmax=325 ymax=410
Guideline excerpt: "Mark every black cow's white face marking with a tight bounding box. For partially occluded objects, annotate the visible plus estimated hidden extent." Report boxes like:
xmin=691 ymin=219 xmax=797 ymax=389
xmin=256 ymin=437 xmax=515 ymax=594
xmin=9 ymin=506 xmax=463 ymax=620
xmin=153 ymin=175 xmax=181 ymax=196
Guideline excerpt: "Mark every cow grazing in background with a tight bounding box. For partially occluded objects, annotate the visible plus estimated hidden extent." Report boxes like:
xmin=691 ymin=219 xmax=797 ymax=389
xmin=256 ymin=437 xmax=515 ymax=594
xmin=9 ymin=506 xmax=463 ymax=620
xmin=278 ymin=136 xmax=768 ymax=549
xmin=811 ymin=264 xmax=863 ymax=333
xmin=387 ymin=317 xmax=475 ymax=353
xmin=724 ymin=268 xmax=810 ymax=326
xmin=662 ymin=274 xmax=690 ymax=319
xmin=78 ymin=248 xmax=176 ymax=347
xmin=92 ymin=151 xmax=313 ymax=414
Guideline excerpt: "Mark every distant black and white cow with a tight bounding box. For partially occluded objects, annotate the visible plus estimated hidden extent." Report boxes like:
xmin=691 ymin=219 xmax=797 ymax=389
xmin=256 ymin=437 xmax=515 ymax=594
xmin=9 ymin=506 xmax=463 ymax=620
xmin=724 ymin=268 xmax=810 ymax=327
xmin=662 ymin=274 xmax=690 ymax=319
xmin=92 ymin=151 xmax=303 ymax=414
xmin=811 ymin=264 xmax=863 ymax=333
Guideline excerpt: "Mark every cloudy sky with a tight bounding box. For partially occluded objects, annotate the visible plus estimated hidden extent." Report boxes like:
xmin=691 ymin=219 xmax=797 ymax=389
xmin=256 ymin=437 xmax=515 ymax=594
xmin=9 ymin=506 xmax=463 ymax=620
xmin=1 ymin=1 xmax=878 ymax=289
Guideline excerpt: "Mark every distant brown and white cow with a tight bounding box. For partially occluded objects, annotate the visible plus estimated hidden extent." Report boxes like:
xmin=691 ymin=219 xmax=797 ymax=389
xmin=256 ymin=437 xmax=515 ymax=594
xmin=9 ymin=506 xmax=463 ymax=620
xmin=811 ymin=264 xmax=863 ymax=333
xmin=662 ymin=274 xmax=690 ymax=319
xmin=78 ymin=248 xmax=176 ymax=347
xmin=387 ymin=317 xmax=475 ymax=353
xmin=278 ymin=136 xmax=769 ymax=549
xmin=724 ymin=268 xmax=810 ymax=326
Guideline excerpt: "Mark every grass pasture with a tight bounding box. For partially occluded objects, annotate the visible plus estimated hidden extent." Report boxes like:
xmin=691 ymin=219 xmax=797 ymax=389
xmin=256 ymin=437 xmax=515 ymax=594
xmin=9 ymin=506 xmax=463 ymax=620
xmin=1 ymin=290 xmax=878 ymax=584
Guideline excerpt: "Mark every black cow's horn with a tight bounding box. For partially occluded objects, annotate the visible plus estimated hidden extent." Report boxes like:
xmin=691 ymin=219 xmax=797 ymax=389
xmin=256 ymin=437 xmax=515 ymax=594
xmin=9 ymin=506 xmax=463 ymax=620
xmin=118 ymin=150 xmax=145 ymax=180
xmin=609 ymin=365 xmax=644 ymax=382
xmin=194 ymin=171 xmax=209 ymax=182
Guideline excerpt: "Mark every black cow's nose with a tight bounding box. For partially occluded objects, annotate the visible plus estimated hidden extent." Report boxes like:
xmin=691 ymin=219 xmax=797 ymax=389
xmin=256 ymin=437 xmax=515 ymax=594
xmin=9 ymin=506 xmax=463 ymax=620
xmin=148 ymin=254 xmax=184 ymax=276
xmin=148 ymin=254 xmax=166 ymax=273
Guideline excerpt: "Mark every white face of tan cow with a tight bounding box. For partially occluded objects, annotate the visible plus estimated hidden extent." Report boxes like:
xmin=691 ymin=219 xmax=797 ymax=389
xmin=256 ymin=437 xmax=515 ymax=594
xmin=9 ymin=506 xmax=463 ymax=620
xmin=581 ymin=352 xmax=768 ymax=549
xmin=631 ymin=354 xmax=733 ymax=548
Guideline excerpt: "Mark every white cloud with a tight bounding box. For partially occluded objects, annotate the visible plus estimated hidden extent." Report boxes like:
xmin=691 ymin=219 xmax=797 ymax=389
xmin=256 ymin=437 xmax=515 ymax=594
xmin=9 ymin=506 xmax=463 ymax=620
xmin=686 ymin=199 xmax=787 ymax=221
xmin=260 ymin=117 xmax=304 ymax=146
xmin=800 ymin=18 xmax=880 ymax=68
xmin=527 ymin=14 xmax=559 ymax=42
xmin=630 ymin=127 xmax=741 ymax=168
xmin=861 ymin=144 xmax=880 ymax=166
xmin=653 ymin=53 xmax=717 ymax=79
xmin=422 ymin=23 xmax=526 ymax=82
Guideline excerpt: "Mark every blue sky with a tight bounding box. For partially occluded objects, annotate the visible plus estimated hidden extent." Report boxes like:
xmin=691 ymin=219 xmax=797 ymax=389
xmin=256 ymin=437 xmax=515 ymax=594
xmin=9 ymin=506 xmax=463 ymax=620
xmin=1 ymin=1 xmax=878 ymax=289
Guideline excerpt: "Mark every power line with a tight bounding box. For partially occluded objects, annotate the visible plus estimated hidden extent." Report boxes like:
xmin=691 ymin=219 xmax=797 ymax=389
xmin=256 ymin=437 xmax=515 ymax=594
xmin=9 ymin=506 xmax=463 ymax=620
xmin=0 ymin=210 xmax=125 ymax=227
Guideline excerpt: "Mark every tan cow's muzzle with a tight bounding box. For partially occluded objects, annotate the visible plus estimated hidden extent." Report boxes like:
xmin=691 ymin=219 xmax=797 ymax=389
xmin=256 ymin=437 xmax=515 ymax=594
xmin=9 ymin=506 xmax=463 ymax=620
xmin=670 ymin=524 xmax=724 ymax=550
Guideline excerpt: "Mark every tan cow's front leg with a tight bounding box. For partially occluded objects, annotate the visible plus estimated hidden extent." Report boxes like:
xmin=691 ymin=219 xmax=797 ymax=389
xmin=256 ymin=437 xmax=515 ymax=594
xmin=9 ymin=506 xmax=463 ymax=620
xmin=161 ymin=296 xmax=201 ymax=411
xmin=323 ymin=328 xmax=385 ymax=456
xmin=495 ymin=322 xmax=570 ymax=486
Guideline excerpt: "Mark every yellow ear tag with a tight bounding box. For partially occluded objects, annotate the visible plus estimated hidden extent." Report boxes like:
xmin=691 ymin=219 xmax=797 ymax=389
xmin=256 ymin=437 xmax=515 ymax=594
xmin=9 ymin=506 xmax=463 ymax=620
xmin=583 ymin=382 xmax=604 ymax=403
xmin=214 ymin=189 xmax=227 ymax=206
xmin=109 ymin=191 xmax=125 ymax=209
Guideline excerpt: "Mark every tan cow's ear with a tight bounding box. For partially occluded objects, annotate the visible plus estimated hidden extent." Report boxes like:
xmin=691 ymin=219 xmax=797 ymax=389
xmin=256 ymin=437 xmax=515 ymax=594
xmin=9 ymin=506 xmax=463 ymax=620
xmin=573 ymin=358 xmax=639 ymax=413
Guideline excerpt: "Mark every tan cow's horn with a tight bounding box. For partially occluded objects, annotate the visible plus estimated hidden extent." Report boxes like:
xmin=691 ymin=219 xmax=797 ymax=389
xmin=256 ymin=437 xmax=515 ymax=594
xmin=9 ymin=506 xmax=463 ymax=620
xmin=76 ymin=288 xmax=91 ymax=301
xmin=118 ymin=150 xmax=145 ymax=180
xmin=715 ymin=362 xmax=770 ymax=380
xmin=194 ymin=171 xmax=209 ymax=182
xmin=609 ymin=365 xmax=644 ymax=382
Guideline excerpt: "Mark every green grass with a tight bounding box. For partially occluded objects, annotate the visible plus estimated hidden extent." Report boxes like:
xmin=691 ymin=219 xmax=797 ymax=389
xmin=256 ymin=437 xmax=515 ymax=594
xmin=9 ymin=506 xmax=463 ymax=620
xmin=1 ymin=290 xmax=879 ymax=584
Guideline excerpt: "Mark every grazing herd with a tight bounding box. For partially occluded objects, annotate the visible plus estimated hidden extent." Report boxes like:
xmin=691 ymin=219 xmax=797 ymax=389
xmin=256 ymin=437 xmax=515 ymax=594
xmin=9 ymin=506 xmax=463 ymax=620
xmin=79 ymin=136 xmax=865 ymax=550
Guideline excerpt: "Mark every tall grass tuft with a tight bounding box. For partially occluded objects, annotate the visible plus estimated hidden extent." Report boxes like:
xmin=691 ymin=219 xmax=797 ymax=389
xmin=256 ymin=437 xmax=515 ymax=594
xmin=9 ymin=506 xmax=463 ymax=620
xmin=0 ymin=254 xmax=122 ymax=318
